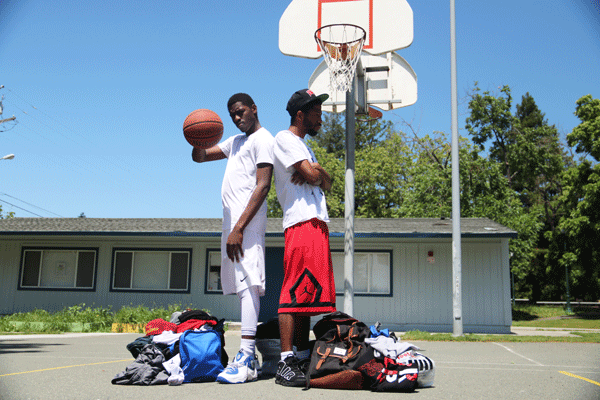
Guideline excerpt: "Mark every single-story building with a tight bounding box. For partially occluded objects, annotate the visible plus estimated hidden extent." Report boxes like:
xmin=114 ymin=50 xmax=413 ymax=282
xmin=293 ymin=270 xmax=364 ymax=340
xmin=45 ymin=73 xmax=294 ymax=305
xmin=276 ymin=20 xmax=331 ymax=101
xmin=0 ymin=217 xmax=517 ymax=333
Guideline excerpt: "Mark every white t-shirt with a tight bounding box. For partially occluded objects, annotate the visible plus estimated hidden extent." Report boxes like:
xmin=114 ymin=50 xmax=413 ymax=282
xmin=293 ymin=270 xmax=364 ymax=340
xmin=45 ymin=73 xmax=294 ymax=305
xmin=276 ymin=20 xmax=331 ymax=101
xmin=273 ymin=129 xmax=329 ymax=230
xmin=219 ymin=127 xmax=274 ymax=232
xmin=217 ymin=127 xmax=274 ymax=295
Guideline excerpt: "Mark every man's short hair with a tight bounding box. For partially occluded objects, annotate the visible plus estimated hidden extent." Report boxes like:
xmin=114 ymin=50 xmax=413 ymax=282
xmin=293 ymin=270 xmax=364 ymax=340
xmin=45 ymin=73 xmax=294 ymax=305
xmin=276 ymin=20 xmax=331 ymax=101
xmin=227 ymin=93 xmax=255 ymax=110
xmin=290 ymin=100 xmax=320 ymax=125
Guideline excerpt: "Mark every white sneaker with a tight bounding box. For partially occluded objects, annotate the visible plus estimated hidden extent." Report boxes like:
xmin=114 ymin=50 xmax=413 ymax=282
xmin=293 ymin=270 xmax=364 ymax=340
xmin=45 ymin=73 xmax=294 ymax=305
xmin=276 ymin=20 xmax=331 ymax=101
xmin=216 ymin=351 xmax=259 ymax=384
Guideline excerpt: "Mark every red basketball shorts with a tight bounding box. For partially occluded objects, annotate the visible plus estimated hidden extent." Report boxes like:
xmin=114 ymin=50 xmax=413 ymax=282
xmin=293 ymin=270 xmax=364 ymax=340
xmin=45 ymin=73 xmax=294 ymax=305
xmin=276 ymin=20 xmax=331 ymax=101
xmin=278 ymin=218 xmax=337 ymax=315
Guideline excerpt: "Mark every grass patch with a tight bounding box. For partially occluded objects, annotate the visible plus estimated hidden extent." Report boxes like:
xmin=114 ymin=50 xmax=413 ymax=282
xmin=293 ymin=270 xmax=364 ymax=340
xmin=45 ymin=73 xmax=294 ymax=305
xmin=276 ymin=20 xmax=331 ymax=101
xmin=113 ymin=304 xmax=187 ymax=325
xmin=0 ymin=304 xmax=114 ymax=334
xmin=0 ymin=303 xmax=198 ymax=334
xmin=514 ymin=318 xmax=600 ymax=329
xmin=512 ymin=303 xmax=600 ymax=329
xmin=400 ymin=330 xmax=600 ymax=343
xmin=512 ymin=304 xmax=566 ymax=320
xmin=398 ymin=304 xmax=600 ymax=343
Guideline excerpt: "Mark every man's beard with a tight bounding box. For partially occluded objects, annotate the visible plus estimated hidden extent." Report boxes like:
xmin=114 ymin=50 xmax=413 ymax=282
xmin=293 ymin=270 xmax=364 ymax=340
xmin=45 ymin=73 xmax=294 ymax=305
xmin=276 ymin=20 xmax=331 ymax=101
xmin=307 ymin=128 xmax=319 ymax=137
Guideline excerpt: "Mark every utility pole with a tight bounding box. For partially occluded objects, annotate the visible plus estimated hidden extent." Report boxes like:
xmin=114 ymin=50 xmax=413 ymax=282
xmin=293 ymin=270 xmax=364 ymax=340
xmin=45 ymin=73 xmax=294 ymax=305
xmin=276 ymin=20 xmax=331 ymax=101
xmin=450 ymin=0 xmax=463 ymax=337
xmin=0 ymin=85 xmax=17 ymax=127
xmin=562 ymin=229 xmax=572 ymax=313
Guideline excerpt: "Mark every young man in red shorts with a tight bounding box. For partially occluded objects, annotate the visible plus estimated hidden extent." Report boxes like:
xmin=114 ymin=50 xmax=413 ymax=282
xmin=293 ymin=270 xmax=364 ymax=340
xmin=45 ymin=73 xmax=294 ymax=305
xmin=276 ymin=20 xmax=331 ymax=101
xmin=272 ymin=89 xmax=337 ymax=387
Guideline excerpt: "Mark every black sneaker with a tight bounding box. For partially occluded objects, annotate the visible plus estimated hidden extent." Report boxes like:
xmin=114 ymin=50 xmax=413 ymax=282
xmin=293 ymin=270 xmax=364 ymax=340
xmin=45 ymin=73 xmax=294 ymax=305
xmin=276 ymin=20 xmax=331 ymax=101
xmin=298 ymin=357 xmax=311 ymax=375
xmin=275 ymin=355 xmax=307 ymax=387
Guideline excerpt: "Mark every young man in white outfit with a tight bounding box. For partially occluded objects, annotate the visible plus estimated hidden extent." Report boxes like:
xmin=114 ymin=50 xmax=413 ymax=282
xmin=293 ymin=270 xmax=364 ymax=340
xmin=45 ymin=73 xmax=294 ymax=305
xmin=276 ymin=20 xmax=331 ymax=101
xmin=192 ymin=93 xmax=274 ymax=384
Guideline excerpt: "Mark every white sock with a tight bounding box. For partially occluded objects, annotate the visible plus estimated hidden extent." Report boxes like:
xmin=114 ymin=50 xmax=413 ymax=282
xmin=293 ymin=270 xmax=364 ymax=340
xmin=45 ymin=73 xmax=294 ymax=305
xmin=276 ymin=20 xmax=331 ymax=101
xmin=163 ymin=354 xmax=184 ymax=386
xmin=281 ymin=350 xmax=294 ymax=361
xmin=237 ymin=286 xmax=260 ymax=357
xmin=240 ymin=338 xmax=255 ymax=357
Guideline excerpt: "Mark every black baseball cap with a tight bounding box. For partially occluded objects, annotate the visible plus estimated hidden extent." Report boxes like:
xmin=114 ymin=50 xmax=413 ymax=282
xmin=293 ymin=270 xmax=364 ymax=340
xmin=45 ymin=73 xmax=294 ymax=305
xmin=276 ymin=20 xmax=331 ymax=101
xmin=286 ymin=89 xmax=329 ymax=117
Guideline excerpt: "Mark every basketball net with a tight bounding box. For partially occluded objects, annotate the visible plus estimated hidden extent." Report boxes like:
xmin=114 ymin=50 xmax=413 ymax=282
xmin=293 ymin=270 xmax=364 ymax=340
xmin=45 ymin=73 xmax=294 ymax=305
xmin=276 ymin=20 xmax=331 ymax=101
xmin=315 ymin=24 xmax=366 ymax=93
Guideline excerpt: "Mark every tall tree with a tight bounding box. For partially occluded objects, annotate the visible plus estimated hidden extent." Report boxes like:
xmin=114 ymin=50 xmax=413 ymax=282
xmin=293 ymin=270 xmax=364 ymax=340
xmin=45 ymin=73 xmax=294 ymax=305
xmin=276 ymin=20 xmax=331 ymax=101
xmin=548 ymin=95 xmax=600 ymax=301
xmin=513 ymin=93 xmax=564 ymax=213
xmin=465 ymin=85 xmax=572 ymax=300
xmin=467 ymin=88 xmax=565 ymax=209
xmin=516 ymin=92 xmax=545 ymax=129
xmin=465 ymin=84 xmax=516 ymax=182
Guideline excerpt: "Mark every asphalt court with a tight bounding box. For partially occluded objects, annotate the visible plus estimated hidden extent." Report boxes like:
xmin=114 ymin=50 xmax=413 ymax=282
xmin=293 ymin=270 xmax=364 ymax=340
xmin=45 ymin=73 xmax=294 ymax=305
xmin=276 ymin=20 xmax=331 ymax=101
xmin=0 ymin=332 xmax=599 ymax=400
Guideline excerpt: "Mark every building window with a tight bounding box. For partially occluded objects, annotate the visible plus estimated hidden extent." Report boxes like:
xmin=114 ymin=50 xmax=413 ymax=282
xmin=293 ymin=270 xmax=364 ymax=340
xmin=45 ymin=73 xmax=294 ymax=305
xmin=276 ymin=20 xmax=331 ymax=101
xmin=331 ymin=250 xmax=392 ymax=296
xmin=111 ymin=248 xmax=191 ymax=292
xmin=205 ymin=250 xmax=222 ymax=293
xmin=19 ymin=247 xmax=97 ymax=291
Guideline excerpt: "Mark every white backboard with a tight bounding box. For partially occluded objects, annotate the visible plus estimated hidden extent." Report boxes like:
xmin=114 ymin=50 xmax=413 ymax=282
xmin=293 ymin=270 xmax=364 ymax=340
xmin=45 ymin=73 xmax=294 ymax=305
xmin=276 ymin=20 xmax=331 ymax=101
xmin=308 ymin=52 xmax=417 ymax=112
xmin=279 ymin=0 xmax=414 ymax=59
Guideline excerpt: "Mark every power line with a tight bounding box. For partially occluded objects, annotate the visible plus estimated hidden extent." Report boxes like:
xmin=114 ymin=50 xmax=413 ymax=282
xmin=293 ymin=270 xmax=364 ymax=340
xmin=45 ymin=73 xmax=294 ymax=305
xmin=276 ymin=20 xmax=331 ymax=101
xmin=0 ymin=199 xmax=45 ymax=217
xmin=0 ymin=193 xmax=64 ymax=217
xmin=3 ymin=87 xmax=203 ymax=214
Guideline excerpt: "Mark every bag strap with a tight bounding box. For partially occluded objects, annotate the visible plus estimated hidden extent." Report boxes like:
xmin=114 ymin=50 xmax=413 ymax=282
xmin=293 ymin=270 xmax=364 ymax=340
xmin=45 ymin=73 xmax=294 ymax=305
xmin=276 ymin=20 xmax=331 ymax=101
xmin=314 ymin=334 xmax=363 ymax=365
xmin=316 ymin=347 xmax=331 ymax=370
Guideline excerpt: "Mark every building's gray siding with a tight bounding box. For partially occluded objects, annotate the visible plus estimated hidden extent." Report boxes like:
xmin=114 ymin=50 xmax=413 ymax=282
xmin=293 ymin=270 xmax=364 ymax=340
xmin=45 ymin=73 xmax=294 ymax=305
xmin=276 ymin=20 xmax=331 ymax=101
xmin=0 ymin=218 xmax=516 ymax=333
xmin=345 ymin=239 xmax=511 ymax=334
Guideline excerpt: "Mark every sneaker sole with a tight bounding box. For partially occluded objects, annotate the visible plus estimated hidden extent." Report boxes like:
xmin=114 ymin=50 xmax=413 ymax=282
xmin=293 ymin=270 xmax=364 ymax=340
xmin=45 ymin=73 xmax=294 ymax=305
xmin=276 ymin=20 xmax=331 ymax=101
xmin=216 ymin=369 xmax=258 ymax=384
xmin=216 ymin=377 xmax=258 ymax=384
xmin=275 ymin=377 xmax=306 ymax=387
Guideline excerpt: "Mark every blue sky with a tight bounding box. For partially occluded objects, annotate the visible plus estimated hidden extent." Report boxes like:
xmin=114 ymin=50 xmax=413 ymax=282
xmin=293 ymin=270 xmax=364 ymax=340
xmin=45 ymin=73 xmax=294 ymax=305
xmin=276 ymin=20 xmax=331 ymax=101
xmin=1 ymin=0 xmax=599 ymax=219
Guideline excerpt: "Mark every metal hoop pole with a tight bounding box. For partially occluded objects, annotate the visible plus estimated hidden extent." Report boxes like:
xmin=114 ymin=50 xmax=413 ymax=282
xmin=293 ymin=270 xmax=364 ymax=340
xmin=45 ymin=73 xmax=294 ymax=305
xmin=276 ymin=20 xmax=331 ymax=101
xmin=344 ymin=74 xmax=356 ymax=317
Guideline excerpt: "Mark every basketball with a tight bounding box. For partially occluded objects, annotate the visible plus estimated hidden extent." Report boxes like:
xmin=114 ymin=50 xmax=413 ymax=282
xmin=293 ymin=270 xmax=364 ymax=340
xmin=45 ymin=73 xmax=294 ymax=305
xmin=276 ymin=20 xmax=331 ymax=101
xmin=183 ymin=109 xmax=223 ymax=149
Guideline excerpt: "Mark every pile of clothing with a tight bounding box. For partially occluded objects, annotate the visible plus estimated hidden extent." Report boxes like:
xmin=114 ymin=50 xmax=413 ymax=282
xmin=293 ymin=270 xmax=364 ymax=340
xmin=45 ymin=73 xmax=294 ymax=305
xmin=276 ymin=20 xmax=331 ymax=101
xmin=111 ymin=309 xmax=227 ymax=386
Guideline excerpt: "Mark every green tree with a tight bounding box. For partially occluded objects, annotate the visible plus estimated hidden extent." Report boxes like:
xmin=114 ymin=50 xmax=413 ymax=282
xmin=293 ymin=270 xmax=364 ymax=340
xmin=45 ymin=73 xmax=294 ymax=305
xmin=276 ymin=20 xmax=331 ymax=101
xmin=513 ymin=94 xmax=565 ymax=221
xmin=322 ymin=115 xmax=405 ymax=218
xmin=466 ymin=87 xmax=565 ymax=204
xmin=548 ymin=95 xmax=600 ymax=301
xmin=353 ymin=131 xmax=410 ymax=217
xmin=465 ymin=85 xmax=570 ymax=301
xmin=397 ymin=131 xmax=541 ymax=286
xmin=316 ymin=112 xmax=393 ymax=159
xmin=266 ymin=176 xmax=282 ymax=218
xmin=516 ymin=92 xmax=545 ymax=129
xmin=465 ymin=84 xmax=515 ymax=180
xmin=0 ymin=205 xmax=14 ymax=219
xmin=397 ymin=132 xmax=453 ymax=218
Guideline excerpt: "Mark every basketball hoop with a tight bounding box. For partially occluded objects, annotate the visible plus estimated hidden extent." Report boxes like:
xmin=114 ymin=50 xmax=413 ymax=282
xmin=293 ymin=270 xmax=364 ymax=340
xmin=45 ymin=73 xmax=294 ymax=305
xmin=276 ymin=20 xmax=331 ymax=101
xmin=315 ymin=24 xmax=366 ymax=93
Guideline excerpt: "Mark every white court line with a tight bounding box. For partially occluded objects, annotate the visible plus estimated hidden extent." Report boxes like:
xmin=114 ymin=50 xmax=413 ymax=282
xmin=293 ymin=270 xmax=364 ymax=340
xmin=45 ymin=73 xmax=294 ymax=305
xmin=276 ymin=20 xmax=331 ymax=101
xmin=492 ymin=342 xmax=544 ymax=366
xmin=438 ymin=361 xmax=600 ymax=370
xmin=434 ymin=366 xmax=597 ymax=373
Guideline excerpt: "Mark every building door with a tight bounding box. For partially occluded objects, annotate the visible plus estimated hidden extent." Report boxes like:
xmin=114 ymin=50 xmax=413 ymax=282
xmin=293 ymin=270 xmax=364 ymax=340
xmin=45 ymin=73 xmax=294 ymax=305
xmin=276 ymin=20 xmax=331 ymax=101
xmin=259 ymin=247 xmax=285 ymax=322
